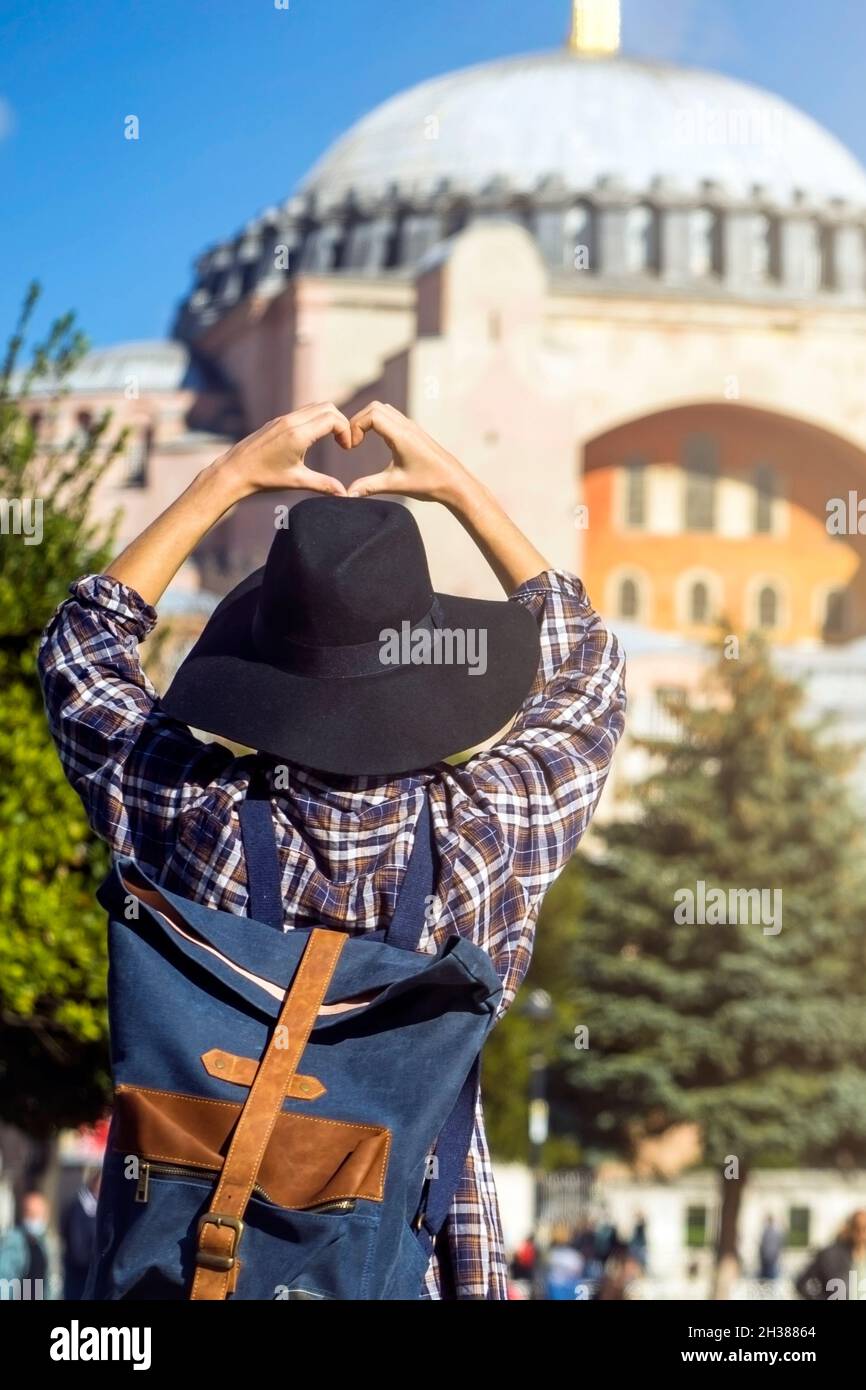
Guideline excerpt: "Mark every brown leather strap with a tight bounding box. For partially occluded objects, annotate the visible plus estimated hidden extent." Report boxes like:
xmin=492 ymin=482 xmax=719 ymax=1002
xmin=190 ymin=927 xmax=346 ymax=1300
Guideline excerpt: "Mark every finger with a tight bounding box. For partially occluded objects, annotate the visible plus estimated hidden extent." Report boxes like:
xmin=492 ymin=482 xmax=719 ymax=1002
xmin=267 ymin=402 xmax=335 ymax=438
xmin=309 ymin=404 xmax=353 ymax=449
xmin=290 ymin=400 xmax=345 ymax=421
xmin=283 ymin=402 xmax=352 ymax=443
xmin=347 ymin=465 xmax=401 ymax=498
xmin=295 ymin=463 xmax=347 ymax=496
xmin=348 ymin=401 xmax=402 ymax=451
xmin=297 ymin=405 xmax=353 ymax=451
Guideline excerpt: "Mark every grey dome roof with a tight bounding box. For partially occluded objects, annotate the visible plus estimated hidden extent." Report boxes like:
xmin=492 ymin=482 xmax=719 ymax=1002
xmin=300 ymin=50 xmax=866 ymax=209
xmin=26 ymin=340 xmax=222 ymax=395
xmin=175 ymin=48 xmax=866 ymax=340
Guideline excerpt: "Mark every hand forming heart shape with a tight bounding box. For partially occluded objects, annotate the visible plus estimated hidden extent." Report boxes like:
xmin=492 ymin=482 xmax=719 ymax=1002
xmin=224 ymin=399 xmax=469 ymax=507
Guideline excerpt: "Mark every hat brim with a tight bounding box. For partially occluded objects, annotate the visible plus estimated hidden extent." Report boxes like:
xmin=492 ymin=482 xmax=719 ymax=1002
xmin=160 ymin=568 xmax=541 ymax=777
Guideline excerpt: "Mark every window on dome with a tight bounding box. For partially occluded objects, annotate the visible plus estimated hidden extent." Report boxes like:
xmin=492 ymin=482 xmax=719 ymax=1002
xmin=342 ymin=222 xmax=373 ymax=272
xmin=625 ymin=204 xmax=659 ymax=274
xmin=618 ymin=576 xmax=641 ymax=620
xmin=757 ymin=584 xmax=780 ymax=630
xmin=748 ymin=214 xmax=776 ymax=283
xmin=623 ymin=457 xmax=647 ymax=528
xmin=689 ymin=581 xmax=711 ymax=624
xmin=822 ymin=588 xmax=849 ymax=641
xmin=563 ymin=202 xmax=595 ymax=271
xmin=818 ymin=224 xmax=836 ymax=290
xmin=802 ymin=222 xmax=824 ymax=294
xmin=683 ymin=434 xmax=719 ymax=532
xmin=689 ymin=208 xmax=720 ymax=278
xmin=400 ymin=212 xmax=446 ymax=265
xmin=753 ymin=464 xmax=775 ymax=534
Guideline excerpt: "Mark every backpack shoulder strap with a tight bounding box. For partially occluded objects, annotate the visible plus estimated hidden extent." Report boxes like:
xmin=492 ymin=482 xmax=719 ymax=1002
xmin=383 ymin=787 xmax=482 ymax=1284
xmin=384 ymin=786 xmax=436 ymax=950
xmin=414 ymin=1058 xmax=480 ymax=1280
xmin=238 ymin=759 xmax=284 ymax=931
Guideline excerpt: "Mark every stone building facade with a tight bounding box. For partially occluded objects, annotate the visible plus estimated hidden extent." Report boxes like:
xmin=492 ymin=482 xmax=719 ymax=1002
xmin=21 ymin=2 xmax=866 ymax=770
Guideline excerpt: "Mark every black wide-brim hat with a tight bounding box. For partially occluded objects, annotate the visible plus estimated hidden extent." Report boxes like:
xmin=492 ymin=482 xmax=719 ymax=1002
xmin=162 ymin=495 xmax=541 ymax=777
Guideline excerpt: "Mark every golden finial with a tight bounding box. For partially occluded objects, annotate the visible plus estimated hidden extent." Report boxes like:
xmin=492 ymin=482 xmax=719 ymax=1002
xmin=567 ymin=0 xmax=621 ymax=55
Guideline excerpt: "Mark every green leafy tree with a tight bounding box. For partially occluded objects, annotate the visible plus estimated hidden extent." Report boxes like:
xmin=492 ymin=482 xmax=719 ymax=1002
xmin=0 ymin=284 xmax=124 ymax=1134
xmin=553 ymin=638 xmax=866 ymax=1294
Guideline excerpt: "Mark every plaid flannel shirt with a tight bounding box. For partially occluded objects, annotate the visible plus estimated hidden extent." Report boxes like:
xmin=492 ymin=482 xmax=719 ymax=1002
xmin=38 ymin=566 xmax=626 ymax=1299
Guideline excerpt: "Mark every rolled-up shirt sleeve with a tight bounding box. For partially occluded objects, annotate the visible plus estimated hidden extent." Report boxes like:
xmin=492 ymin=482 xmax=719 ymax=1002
xmin=450 ymin=568 xmax=626 ymax=902
xmin=37 ymin=573 xmax=229 ymax=870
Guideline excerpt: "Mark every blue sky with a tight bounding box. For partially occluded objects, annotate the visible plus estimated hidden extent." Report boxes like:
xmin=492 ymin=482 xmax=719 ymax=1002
xmin=1 ymin=0 xmax=864 ymax=349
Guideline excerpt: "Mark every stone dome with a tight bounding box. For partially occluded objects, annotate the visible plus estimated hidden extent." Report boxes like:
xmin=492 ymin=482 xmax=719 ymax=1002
xmin=175 ymin=46 xmax=866 ymax=339
xmin=300 ymin=50 xmax=866 ymax=210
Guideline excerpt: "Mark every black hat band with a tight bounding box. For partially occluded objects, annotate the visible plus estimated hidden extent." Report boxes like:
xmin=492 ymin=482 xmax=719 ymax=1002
xmin=251 ymin=596 xmax=447 ymax=679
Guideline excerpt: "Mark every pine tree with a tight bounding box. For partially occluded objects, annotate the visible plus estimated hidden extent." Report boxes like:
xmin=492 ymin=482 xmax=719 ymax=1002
xmin=0 ymin=285 xmax=124 ymax=1134
xmin=555 ymin=636 xmax=866 ymax=1294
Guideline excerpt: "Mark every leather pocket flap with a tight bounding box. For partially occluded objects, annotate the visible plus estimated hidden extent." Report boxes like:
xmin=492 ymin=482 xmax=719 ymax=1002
xmin=113 ymin=1084 xmax=390 ymax=1208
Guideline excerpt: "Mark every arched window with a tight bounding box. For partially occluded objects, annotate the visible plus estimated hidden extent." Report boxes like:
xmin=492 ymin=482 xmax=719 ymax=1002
xmin=683 ymin=434 xmax=719 ymax=532
xmin=757 ymin=584 xmax=779 ymax=630
xmin=748 ymin=213 xmax=774 ymax=283
xmin=619 ymin=576 xmax=640 ymax=620
xmin=677 ymin=570 xmax=721 ymax=627
xmin=823 ymin=588 xmax=848 ymax=641
xmin=563 ymin=202 xmax=595 ymax=271
xmin=124 ymin=425 xmax=153 ymax=487
xmin=72 ymin=410 xmax=94 ymax=450
xmin=625 ymin=204 xmax=659 ymax=274
xmin=689 ymin=207 xmax=720 ymax=277
xmin=753 ymin=464 xmax=775 ymax=534
xmin=623 ymin=457 xmax=647 ymax=528
xmin=690 ymin=580 xmax=710 ymax=624
xmin=819 ymin=225 xmax=836 ymax=291
xmin=802 ymin=222 xmax=824 ymax=294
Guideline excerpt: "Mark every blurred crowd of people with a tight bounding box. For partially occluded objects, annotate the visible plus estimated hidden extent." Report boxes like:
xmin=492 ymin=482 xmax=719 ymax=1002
xmin=508 ymin=1206 xmax=866 ymax=1301
xmin=0 ymin=1168 xmax=99 ymax=1300
xmin=508 ymin=1210 xmax=648 ymax=1300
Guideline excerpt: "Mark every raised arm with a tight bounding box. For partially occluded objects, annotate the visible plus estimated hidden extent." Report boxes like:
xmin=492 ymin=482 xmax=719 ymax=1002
xmin=107 ymin=403 xmax=352 ymax=605
xmin=39 ymin=404 xmax=354 ymax=861
xmin=346 ymin=403 xmax=626 ymax=1014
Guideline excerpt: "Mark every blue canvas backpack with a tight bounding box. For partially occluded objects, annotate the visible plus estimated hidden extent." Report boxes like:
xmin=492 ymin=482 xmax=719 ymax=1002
xmin=85 ymin=765 xmax=502 ymax=1301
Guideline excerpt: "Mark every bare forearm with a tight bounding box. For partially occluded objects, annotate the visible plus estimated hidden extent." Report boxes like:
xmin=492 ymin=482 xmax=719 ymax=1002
xmin=444 ymin=472 xmax=549 ymax=595
xmin=104 ymin=405 xmax=352 ymax=607
xmin=105 ymin=459 xmax=244 ymax=607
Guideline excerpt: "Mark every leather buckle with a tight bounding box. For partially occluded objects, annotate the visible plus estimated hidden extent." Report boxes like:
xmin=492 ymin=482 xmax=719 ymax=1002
xmin=196 ymin=1213 xmax=244 ymax=1271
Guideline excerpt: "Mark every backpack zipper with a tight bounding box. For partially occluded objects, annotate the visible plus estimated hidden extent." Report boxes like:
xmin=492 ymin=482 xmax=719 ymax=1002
xmin=134 ymin=1159 xmax=356 ymax=1213
xmin=135 ymin=1160 xmax=262 ymax=1204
